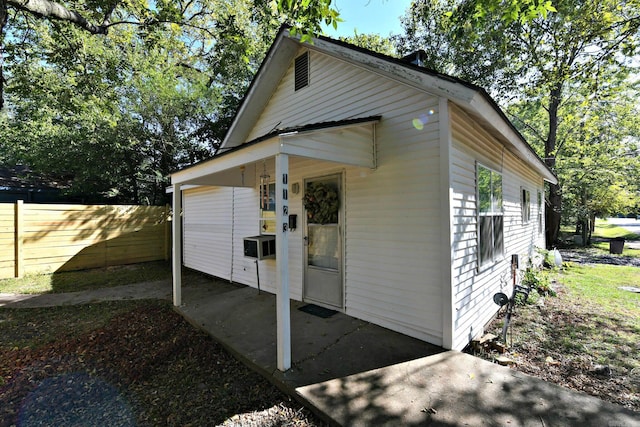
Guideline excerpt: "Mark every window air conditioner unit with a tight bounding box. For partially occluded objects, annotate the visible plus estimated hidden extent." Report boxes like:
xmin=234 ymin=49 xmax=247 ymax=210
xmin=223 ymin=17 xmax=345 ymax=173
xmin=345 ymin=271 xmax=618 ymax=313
xmin=243 ymin=235 xmax=276 ymax=260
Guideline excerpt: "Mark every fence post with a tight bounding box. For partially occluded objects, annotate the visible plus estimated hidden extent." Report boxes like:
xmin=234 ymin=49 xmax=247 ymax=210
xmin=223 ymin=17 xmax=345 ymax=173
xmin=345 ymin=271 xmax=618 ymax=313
xmin=164 ymin=203 xmax=170 ymax=261
xmin=14 ymin=200 xmax=23 ymax=278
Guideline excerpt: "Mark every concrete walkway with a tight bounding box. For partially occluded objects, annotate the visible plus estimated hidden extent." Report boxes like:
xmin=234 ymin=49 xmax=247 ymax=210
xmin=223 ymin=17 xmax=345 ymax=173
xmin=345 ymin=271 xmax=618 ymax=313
xmin=2 ymin=278 xmax=639 ymax=426
xmin=0 ymin=279 xmax=173 ymax=308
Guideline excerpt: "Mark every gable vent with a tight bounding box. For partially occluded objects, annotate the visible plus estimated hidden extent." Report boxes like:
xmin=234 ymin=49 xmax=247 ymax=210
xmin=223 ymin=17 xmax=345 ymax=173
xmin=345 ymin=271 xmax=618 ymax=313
xmin=294 ymin=52 xmax=309 ymax=91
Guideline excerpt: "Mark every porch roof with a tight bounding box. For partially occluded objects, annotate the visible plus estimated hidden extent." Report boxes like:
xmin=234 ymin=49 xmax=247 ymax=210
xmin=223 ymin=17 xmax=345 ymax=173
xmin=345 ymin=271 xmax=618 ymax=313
xmin=171 ymin=116 xmax=380 ymax=187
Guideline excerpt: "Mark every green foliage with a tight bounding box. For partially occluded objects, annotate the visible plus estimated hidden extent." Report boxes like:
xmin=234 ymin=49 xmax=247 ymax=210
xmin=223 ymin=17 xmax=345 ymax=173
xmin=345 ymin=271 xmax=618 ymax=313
xmin=2 ymin=0 xmax=285 ymax=204
xmin=275 ymin=0 xmax=342 ymax=42
xmin=339 ymin=33 xmax=396 ymax=56
xmin=528 ymin=268 xmax=556 ymax=296
xmin=448 ymin=0 xmax=557 ymax=31
xmin=396 ymin=0 xmax=640 ymax=244
xmin=1 ymin=0 xmax=340 ymax=203
xmin=393 ymin=0 xmax=516 ymax=91
xmin=303 ymin=182 xmax=340 ymax=224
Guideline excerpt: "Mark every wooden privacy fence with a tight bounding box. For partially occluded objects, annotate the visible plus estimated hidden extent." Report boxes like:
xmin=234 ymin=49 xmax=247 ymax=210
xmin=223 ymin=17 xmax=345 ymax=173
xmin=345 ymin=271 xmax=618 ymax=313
xmin=0 ymin=202 xmax=171 ymax=279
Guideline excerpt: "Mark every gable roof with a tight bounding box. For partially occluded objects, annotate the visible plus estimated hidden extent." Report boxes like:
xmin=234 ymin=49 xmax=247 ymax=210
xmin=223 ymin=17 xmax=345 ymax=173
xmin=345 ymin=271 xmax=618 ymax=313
xmin=219 ymin=26 xmax=556 ymax=184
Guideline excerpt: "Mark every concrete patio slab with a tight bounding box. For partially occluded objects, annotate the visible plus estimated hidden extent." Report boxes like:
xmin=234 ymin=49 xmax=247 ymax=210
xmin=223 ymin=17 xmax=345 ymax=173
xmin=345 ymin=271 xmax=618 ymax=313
xmin=298 ymin=351 xmax=640 ymax=426
xmin=176 ymin=279 xmax=439 ymax=388
xmin=176 ymin=278 xmax=640 ymax=427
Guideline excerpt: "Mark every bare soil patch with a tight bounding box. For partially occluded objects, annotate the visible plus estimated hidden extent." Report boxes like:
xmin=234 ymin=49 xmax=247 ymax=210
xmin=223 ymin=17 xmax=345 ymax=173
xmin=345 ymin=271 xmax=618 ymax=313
xmin=471 ymin=250 xmax=640 ymax=413
xmin=0 ymin=300 xmax=324 ymax=426
xmin=485 ymin=286 xmax=638 ymax=412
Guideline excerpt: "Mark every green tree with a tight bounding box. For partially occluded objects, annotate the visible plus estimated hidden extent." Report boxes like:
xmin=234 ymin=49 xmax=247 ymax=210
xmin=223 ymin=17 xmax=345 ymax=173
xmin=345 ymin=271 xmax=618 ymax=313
xmin=446 ymin=0 xmax=557 ymax=36
xmin=1 ymin=1 xmax=281 ymax=203
xmin=397 ymin=0 xmax=640 ymax=246
xmin=0 ymin=0 xmax=342 ymax=203
xmin=340 ymin=32 xmax=396 ymax=56
xmin=0 ymin=0 xmax=341 ymax=110
xmin=506 ymin=71 xmax=640 ymax=243
xmin=558 ymin=78 xmax=640 ymax=243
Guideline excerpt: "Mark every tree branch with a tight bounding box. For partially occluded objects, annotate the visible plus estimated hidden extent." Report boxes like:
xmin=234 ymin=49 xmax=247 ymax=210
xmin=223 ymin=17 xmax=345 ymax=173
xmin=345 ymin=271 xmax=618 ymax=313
xmin=506 ymin=109 xmax=547 ymax=146
xmin=1 ymin=0 xmax=7 ymax=110
xmin=7 ymin=0 xmax=108 ymax=34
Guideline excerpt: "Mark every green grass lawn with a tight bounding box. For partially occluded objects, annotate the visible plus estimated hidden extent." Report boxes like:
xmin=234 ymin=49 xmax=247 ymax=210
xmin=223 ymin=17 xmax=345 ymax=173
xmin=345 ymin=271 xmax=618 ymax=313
xmin=559 ymin=263 xmax=640 ymax=316
xmin=593 ymin=218 xmax=640 ymax=240
xmin=592 ymin=218 xmax=640 ymax=258
xmin=554 ymin=263 xmax=640 ymax=372
xmin=0 ymin=261 xmax=172 ymax=294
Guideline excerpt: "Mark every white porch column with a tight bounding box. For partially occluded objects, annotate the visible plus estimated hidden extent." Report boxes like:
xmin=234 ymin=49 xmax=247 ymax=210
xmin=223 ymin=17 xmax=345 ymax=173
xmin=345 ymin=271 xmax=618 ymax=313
xmin=275 ymin=153 xmax=291 ymax=371
xmin=172 ymin=183 xmax=182 ymax=307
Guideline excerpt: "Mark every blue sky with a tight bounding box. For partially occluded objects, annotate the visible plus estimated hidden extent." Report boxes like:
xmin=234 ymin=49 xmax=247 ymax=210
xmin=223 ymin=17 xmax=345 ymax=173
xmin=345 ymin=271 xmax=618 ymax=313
xmin=321 ymin=0 xmax=413 ymax=37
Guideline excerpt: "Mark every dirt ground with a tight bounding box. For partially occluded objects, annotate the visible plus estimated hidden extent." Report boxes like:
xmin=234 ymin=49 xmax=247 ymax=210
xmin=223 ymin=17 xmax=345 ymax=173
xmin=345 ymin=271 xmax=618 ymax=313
xmin=0 ymin=300 xmax=325 ymax=427
xmin=475 ymin=248 xmax=640 ymax=413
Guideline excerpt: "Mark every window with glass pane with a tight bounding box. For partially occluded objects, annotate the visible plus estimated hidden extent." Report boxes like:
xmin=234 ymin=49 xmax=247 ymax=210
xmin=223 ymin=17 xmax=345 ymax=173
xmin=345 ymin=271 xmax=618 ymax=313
xmin=307 ymin=224 xmax=339 ymax=270
xmin=260 ymin=183 xmax=276 ymax=234
xmin=521 ymin=188 xmax=531 ymax=223
xmin=477 ymin=164 xmax=503 ymax=267
xmin=537 ymin=190 xmax=543 ymax=234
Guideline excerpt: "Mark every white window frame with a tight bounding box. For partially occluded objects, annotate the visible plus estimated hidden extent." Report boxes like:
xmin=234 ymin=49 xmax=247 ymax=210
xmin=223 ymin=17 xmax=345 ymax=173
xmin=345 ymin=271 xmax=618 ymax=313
xmin=259 ymin=182 xmax=276 ymax=235
xmin=476 ymin=163 xmax=504 ymax=269
xmin=537 ymin=190 xmax=543 ymax=234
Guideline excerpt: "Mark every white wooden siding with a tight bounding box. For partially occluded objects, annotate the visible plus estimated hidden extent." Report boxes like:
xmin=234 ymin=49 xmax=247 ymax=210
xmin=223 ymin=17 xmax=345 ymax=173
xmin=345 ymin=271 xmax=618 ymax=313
xmin=245 ymin=50 xmax=445 ymax=344
xmin=229 ymin=186 xmax=261 ymax=286
xmin=181 ymin=48 xmax=552 ymax=349
xmin=450 ymin=105 xmax=545 ymax=350
xmin=178 ymin=42 xmax=552 ymax=351
xmin=182 ymin=187 xmax=233 ymax=280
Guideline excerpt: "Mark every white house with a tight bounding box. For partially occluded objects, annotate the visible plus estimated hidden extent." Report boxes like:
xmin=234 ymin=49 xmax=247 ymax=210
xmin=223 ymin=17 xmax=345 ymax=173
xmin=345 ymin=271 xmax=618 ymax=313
xmin=170 ymin=27 xmax=557 ymax=371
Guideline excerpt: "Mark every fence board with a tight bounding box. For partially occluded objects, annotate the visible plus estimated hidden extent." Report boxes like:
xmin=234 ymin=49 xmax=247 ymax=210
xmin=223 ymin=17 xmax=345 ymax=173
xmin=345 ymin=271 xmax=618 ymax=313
xmin=0 ymin=202 xmax=170 ymax=278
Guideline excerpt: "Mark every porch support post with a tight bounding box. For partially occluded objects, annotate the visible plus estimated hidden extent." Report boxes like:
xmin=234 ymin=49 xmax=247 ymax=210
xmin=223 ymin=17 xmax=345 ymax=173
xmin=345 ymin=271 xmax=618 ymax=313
xmin=172 ymin=183 xmax=182 ymax=306
xmin=438 ymin=97 xmax=455 ymax=349
xmin=275 ymin=153 xmax=291 ymax=371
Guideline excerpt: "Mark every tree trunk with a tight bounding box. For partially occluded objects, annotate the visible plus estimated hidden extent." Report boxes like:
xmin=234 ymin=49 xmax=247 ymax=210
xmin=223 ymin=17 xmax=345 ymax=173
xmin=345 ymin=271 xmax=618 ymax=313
xmin=0 ymin=0 xmax=7 ymax=110
xmin=586 ymin=212 xmax=595 ymax=245
xmin=544 ymin=83 xmax=563 ymax=248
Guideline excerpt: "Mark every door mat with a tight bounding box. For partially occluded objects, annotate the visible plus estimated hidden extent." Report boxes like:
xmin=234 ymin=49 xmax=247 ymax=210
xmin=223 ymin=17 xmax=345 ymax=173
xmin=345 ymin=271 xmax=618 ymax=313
xmin=298 ymin=304 xmax=337 ymax=318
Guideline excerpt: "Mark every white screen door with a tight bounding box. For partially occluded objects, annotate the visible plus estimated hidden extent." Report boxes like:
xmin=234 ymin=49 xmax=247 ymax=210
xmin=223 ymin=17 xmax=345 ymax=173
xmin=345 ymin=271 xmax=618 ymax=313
xmin=303 ymin=174 xmax=343 ymax=308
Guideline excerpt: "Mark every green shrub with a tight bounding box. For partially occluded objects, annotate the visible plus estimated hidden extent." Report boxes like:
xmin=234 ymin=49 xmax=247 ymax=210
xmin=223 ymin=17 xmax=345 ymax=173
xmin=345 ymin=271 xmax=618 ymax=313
xmin=522 ymin=267 xmax=556 ymax=298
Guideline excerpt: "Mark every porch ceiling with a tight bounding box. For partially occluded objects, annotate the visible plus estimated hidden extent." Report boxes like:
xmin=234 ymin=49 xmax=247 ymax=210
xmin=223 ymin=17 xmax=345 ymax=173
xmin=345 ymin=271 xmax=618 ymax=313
xmin=171 ymin=117 xmax=380 ymax=187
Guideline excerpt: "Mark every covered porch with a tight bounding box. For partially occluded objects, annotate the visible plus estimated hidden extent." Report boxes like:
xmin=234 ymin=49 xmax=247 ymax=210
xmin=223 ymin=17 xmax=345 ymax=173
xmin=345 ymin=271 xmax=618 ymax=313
xmin=172 ymin=277 xmax=637 ymax=427
xmin=170 ymin=117 xmax=380 ymax=371
xmin=174 ymin=276 xmax=439 ymax=388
